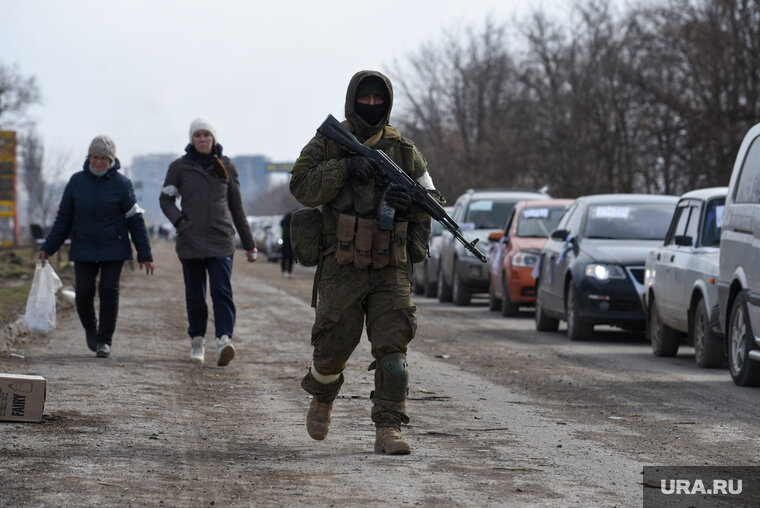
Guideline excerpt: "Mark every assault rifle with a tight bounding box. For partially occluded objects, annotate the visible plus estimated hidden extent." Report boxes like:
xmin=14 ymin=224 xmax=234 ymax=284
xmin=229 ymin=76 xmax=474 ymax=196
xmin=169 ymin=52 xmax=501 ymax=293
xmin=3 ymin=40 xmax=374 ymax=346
xmin=317 ymin=114 xmax=488 ymax=263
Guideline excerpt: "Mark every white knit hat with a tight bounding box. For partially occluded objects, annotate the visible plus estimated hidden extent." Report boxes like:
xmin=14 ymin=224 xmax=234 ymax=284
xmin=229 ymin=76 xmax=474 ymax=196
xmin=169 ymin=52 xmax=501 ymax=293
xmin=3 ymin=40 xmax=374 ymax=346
xmin=88 ymin=135 xmax=117 ymax=163
xmin=189 ymin=117 xmax=217 ymax=143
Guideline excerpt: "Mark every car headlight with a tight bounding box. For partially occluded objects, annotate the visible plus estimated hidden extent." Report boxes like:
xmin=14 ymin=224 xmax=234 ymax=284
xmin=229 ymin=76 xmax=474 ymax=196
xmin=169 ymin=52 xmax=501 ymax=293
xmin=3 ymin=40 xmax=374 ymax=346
xmin=644 ymin=267 xmax=654 ymax=286
xmin=585 ymin=263 xmax=626 ymax=281
xmin=512 ymin=251 xmax=539 ymax=267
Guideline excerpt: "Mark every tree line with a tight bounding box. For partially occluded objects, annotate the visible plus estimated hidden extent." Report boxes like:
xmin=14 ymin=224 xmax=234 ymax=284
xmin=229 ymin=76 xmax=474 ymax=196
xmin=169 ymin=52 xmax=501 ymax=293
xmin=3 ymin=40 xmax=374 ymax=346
xmin=392 ymin=0 xmax=760 ymax=201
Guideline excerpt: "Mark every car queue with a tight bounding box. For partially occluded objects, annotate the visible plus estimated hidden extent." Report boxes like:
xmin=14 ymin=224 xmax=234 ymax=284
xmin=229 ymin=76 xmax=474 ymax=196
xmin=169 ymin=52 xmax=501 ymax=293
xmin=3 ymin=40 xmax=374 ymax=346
xmin=409 ymin=121 xmax=760 ymax=389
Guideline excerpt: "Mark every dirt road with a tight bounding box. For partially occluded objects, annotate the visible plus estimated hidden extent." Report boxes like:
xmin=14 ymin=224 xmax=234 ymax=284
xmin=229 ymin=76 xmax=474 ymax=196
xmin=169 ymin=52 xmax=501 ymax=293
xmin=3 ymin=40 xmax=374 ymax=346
xmin=2 ymin=240 xmax=758 ymax=506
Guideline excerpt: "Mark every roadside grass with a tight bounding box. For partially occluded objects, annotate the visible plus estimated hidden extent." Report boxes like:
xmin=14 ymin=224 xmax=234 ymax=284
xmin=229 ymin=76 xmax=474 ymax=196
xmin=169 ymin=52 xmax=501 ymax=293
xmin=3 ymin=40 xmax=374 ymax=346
xmin=0 ymin=245 xmax=74 ymax=326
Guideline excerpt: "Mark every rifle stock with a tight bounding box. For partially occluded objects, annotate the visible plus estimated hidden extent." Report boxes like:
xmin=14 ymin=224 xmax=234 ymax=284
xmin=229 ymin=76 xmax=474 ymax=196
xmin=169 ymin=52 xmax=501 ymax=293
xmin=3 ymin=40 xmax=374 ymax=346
xmin=317 ymin=114 xmax=488 ymax=263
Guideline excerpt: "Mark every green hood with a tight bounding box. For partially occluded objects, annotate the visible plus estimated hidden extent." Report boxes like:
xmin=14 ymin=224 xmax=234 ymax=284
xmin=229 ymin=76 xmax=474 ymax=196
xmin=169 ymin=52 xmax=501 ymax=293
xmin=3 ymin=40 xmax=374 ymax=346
xmin=345 ymin=70 xmax=394 ymax=140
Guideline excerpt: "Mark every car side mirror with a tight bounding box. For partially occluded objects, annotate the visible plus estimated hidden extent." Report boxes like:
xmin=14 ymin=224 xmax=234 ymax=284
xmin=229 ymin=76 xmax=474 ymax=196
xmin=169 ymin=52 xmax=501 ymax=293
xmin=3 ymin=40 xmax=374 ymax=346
xmin=674 ymin=235 xmax=693 ymax=247
xmin=551 ymin=229 xmax=570 ymax=241
xmin=488 ymin=231 xmax=504 ymax=242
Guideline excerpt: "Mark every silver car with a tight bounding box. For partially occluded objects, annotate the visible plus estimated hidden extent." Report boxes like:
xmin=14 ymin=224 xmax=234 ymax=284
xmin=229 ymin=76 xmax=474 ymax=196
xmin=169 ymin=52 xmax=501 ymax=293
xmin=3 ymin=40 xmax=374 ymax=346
xmin=413 ymin=207 xmax=453 ymax=297
xmin=719 ymin=122 xmax=760 ymax=386
xmin=644 ymin=187 xmax=727 ymax=368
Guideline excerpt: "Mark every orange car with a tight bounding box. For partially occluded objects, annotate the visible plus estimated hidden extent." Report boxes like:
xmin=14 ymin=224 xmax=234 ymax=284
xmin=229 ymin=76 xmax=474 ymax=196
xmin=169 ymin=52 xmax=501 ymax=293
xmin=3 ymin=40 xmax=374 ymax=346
xmin=488 ymin=199 xmax=573 ymax=316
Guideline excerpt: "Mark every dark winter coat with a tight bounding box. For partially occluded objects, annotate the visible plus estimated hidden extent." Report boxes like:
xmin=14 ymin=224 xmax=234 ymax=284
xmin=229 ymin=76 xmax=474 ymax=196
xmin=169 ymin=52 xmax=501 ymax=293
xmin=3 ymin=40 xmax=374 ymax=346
xmin=41 ymin=159 xmax=153 ymax=263
xmin=159 ymin=144 xmax=255 ymax=259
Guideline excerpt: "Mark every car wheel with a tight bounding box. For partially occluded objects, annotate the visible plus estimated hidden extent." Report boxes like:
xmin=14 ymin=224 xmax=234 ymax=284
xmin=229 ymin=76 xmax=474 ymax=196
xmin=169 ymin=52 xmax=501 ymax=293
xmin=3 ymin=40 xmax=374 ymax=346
xmin=500 ymin=273 xmax=519 ymax=317
xmin=452 ymin=263 xmax=472 ymax=306
xmin=424 ymin=275 xmax=438 ymax=298
xmin=437 ymin=268 xmax=453 ymax=303
xmin=727 ymin=291 xmax=760 ymax=386
xmin=488 ymin=277 xmax=502 ymax=312
xmin=535 ymin=292 xmax=559 ymax=332
xmin=692 ymin=297 xmax=724 ymax=368
xmin=648 ymin=296 xmax=680 ymax=356
xmin=566 ymin=284 xmax=593 ymax=341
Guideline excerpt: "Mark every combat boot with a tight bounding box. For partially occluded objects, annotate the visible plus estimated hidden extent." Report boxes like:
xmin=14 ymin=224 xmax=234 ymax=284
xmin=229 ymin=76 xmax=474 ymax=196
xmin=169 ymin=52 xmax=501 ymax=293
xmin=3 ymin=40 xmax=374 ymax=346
xmin=306 ymin=399 xmax=333 ymax=440
xmin=374 ymin=427 xmax=411 ymax=455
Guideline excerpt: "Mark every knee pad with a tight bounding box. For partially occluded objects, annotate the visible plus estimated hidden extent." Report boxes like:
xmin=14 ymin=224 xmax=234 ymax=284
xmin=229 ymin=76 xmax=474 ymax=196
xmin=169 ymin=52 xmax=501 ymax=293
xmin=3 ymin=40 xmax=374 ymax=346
xmin=373 ymin=352 xmax=408 ymax=402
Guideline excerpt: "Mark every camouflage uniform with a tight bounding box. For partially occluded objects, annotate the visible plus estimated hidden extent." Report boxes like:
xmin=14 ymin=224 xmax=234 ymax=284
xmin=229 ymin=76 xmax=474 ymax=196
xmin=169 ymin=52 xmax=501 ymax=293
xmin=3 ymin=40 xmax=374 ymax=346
xmin=290 ymin=70 xmax=445 ymax=430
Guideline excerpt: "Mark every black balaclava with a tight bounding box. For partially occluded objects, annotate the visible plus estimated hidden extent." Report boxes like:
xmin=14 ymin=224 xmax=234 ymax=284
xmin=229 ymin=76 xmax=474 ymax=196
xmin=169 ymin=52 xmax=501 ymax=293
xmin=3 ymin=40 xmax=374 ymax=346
xmin=345 ymin=71 xmax=394 ymax=141
xmin=355 ymin=76 xmax=389 ymax=125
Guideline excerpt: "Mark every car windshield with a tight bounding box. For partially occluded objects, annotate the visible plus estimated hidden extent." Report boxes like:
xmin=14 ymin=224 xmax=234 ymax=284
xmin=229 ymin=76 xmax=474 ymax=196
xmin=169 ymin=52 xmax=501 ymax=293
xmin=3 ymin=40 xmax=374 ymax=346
xmin=516 ymin=206 xmax=567 ymax=238
xmin=464 ymin=200 xmax=516 ymax=229
xmin=584 ymin=203 xmax=675 ymax=240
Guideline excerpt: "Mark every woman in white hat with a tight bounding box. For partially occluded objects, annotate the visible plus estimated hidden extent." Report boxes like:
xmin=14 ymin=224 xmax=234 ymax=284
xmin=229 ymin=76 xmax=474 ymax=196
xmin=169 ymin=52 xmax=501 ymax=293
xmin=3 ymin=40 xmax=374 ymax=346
xmin=160 ymin=117 xmax=257 ymax=367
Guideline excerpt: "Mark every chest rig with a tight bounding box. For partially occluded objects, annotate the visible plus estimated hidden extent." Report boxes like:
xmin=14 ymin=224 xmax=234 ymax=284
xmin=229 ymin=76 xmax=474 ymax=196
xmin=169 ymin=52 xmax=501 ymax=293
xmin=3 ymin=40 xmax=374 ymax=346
xmin=324 ymin=131 xmax=417 ymax=270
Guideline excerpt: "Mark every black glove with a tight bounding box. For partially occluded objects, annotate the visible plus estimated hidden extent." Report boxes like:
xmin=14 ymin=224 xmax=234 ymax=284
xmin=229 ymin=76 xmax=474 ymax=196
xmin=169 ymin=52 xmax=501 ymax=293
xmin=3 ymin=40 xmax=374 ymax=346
xmin=345 ymin=156 xmax=375 ymax=183
xmin=384 ymin=183 xmax=413 ymax=217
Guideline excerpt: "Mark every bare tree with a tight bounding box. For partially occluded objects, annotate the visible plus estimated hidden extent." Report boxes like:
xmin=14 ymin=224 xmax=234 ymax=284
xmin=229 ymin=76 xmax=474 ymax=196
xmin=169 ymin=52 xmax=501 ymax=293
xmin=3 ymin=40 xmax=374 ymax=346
xmin=20 ymin=128 xmax=44 ymax=225
xmin=19 ymin=129 xmax=72 ymax=228
xmin=37 ymin=149 xmax=72 ymax=227
xmin=392 ymin=18 xmax=525 ymax=200
xmin=517 ymin=11 xmax=584 ymax=197
xmin=621 ymin=0 xmax=760 ymax=192
xmin=0 ymin=62 xmax=41 ymax=129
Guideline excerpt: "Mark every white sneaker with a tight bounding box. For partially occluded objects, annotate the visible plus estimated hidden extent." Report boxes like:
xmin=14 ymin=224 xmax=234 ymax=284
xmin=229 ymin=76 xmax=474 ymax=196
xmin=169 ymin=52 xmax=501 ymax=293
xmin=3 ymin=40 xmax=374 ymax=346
xmin=216 ymin=335 xmax=235 ymax=366
xmin=190 ymin=336 xmax=205 ymax=364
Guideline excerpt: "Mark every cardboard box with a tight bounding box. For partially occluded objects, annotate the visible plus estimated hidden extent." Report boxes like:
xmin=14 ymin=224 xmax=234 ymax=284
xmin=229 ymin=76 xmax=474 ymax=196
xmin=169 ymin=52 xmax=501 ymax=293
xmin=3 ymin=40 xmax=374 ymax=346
xmin=0 ymin=373 xmax=46 ymax=422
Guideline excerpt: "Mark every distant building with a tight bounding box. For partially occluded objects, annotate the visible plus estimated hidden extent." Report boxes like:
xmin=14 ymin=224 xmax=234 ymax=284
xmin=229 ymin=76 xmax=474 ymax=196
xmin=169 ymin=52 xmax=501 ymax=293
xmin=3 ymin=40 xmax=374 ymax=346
xmin=232 ymin=155 xmax=269 ymax=200
xmin=129 ymin=153 xmax=292 ymax=225
xmin=130 ymin=153 xmax=177 ymax=226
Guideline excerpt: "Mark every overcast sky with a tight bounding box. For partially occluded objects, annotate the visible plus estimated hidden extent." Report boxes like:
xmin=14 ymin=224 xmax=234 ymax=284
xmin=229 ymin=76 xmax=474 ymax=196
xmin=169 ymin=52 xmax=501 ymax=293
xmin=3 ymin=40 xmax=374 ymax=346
xmin=3 ymin=0 xmax=568 ymax=176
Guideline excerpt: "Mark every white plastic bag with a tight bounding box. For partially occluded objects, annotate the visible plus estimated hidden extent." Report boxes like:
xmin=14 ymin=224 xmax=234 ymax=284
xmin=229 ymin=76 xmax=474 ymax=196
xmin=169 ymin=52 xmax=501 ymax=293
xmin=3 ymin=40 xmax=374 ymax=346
xmin=23 ymin=261 xmax=63 ymax=335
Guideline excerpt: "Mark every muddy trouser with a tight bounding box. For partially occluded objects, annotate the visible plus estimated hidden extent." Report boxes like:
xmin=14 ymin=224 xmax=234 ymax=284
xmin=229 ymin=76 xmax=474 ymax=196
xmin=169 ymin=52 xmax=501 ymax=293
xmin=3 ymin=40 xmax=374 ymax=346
xmin=300 ymin=254 xmax=416 ymax=429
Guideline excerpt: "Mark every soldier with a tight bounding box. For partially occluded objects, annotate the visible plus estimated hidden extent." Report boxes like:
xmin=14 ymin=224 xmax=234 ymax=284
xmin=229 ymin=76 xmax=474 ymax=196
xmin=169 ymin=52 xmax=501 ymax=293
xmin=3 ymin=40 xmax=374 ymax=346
xmin=289 ymin=70 xmax=445 ymax=454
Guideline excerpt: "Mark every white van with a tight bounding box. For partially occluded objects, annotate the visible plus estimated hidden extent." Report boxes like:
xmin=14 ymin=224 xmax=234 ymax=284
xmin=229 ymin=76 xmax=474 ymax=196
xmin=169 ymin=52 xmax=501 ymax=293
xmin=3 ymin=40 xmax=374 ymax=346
xmin=719 ymin=122 xmax=760 ymax=386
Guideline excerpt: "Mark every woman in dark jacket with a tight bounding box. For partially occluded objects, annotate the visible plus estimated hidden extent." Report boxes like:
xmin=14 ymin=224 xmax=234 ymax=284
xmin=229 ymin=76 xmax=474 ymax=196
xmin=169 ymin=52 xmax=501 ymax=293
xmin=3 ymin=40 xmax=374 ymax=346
xmin=159 ymin=117 xmax=257 ymax=367
xmin=40 ymin=135 xmax=154 ymax=358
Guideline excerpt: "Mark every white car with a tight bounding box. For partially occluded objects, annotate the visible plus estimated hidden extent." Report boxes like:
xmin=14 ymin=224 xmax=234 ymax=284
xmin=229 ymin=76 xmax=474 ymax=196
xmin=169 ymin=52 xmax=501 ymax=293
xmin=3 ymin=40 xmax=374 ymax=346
xmin=644 ymin=187 xmax=727 ymax=368
xmin=719 ymin=122 xmax=760 ymax=386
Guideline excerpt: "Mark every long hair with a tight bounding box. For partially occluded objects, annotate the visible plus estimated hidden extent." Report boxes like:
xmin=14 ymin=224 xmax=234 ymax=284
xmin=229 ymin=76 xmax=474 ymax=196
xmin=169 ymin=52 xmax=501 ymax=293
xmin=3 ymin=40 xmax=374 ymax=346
xmin=212 ymin=153 xmax=228 ymax=181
